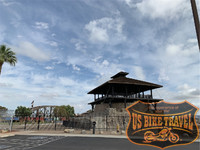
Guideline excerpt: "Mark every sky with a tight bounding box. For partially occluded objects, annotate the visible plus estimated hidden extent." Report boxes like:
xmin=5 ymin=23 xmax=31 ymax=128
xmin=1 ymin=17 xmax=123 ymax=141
xmin=0 ymin=0 xmax=199 ymax=114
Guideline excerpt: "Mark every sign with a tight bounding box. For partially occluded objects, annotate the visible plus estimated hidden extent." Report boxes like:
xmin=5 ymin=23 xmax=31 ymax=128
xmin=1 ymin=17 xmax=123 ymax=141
xmin=126 ymin=100 xmax=199 ymax=149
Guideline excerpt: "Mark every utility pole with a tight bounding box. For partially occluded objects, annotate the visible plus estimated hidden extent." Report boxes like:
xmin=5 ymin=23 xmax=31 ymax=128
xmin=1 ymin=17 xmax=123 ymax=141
xmin=191 ymin=0 xmax=200 ymax=51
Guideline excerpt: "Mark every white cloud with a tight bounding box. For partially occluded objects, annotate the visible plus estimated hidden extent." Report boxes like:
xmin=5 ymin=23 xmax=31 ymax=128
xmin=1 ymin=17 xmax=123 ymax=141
xmin=70 ymin=39 xmax=87 ymax=53
xmin=67 ymin=54 xmax=123 ymax=80
xmin=126 ymin=0 xmax=189 ymax=20
xmin=17 ymin=35 xmax=23 ymax=38
xmin=153 ymin=87 xmax=200 ymax=113
xmin=1 ymin=61 xmax=33 ymax=76
xmin=123 ymin=0 xmax=134 ymax=7
xmin=0 ymin=82 xmax=12 ymax=88
xmin=166 ymin=44 xmax=182 ymax=55
xmin=175 ymin=84 xmax=200 ymax=99
xmin=45 ymin=66 xmax=54 ymax=70
xmin=187 ymin=38 xmax=198 ymax=43
xmin=92 ymin=56 xmax=102 ymax=62
xmin=85 ymin=17 xmax=126 ymax=44
xmin=133 ymin=66 xmax=145 ymax=80
xmin=72 ymin=64 xmax=80 ymax=71
xmin=40 ymin=93 xmax=60 ymax=98
xmin=163 ymin=42 xmax=198 ymax=68
xmin=73 ymin=104 xmax=91 ymax=114
xmin=158 ymin=69 xmax=169 ymax=82
xmin=35 ymin=22 xmax=49 ymax=29
xmin=12 ymin=41 xmax=50 ymax=61
xmin=58 ymin=77 xmax=77 ymax=86
xmin=85 ymin=21 xmax=108 ymax=43
xmin=51 ymin=33 xmax=56 ymax=37
xmin=31 ymin=74 xmax=52 ymax=85
xmin=0 ymin=25 xmax=6 ymax=43
xmin=0 ymin=63 xmax=95 ymax=112
xmin=102 ymin=60 xmax=109 ymax=66
xmin=49 ymin=41 xmax=58 ymax=47
xmin=0 ymin=0 xmax=18 ymax=6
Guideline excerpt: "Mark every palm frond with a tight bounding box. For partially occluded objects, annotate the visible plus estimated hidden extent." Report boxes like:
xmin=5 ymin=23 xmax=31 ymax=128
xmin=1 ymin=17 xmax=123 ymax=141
xmin=0 ymin=45 xmax=17 ymax=66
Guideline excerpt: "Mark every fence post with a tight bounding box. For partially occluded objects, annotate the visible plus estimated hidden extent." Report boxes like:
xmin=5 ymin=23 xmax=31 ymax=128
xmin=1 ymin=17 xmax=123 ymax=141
xmin=24 ymin=117 xmax=27 ymax=130
xmin=37 ymin=116 xmax=40 ymax=130
xmin=123 ymin=116 xmax=125 ymax=131
xmin=93 ymin=121 xmax=96 ymax=134
xmin=106 ymin=115 xmax=108 ymax=131
xmin=55 ymin=117 xmax=57 ymax=130
xmin=9 ymin=116 xmax=14 ymax=132
xmin=73 ymin=117 xmax=75 ymax=128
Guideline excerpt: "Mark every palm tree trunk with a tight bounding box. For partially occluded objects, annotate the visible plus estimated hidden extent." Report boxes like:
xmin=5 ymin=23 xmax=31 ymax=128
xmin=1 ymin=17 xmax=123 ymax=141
xmin=0 ymin=62 xmax=3 ymax=75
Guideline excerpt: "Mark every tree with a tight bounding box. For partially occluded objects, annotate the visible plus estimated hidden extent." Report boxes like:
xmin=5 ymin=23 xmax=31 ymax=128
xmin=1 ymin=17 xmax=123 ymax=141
xmin=0 ymin=106 xmax=8 ymax=111
xmin=65 ymin=105 xmax=75 ymax=117
xmin=0 ymin=106 xmax=8 ymax=117
xmin=0 ymin=45 xmax=17 ymax=75
xmin=15 ymin=106 xmax=32 ymax=119
xmin=53 ymin=105 xmax=75 ymax=118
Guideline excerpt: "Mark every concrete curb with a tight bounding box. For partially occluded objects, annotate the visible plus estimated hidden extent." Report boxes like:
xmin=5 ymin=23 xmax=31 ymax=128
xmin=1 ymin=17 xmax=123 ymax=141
xmin=0 ymin=133 xmax=15 ymax=138
xmin=1 ymin=131 xmax=200 ymax=142
xmin=15 ymin=132 xmax=127 ymax=139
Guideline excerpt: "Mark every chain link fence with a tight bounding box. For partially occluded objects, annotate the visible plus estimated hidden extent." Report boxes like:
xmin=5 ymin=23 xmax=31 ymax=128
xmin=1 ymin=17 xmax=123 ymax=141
xmin=0 ymin=110 xmax=15 ymax=132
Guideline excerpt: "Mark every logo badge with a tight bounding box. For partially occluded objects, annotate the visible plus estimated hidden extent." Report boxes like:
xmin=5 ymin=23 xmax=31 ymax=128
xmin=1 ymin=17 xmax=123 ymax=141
xmin=126 ymin=100 xmax=199 ymax=149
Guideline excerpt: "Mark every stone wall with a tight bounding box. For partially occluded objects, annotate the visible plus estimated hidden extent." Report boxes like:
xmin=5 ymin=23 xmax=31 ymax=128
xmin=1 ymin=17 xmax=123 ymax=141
xmin=94 ymin=102 xmax=134 ymax=113
xmin=83 ymin=102 xmax=135 ymax=131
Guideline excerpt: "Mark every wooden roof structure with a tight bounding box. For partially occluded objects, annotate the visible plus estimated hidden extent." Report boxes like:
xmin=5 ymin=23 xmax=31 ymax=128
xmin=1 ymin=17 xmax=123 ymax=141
xmin=88 ymin=72 xmax=163 ymax=109
xmin=88 ymin=72 xmax=162 ymax=95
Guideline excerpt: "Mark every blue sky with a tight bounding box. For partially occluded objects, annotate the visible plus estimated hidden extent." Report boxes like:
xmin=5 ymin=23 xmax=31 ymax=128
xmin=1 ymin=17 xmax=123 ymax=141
xmin=0 ymin=0 xmax=199 ymax=114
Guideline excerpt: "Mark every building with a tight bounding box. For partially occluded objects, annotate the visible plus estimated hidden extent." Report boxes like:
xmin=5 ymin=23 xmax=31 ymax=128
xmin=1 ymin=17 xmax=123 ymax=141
xmin=88 ymin=71 xmax=163 ymax=112
xmin=85 ymin=72 xmax=163 ymax=131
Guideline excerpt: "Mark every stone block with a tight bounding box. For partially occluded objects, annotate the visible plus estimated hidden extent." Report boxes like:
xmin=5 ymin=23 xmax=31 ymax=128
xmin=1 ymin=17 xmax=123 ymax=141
xmin=1 ymin=129 xmax=8 ymax=133
xmin=121 ymin=130 xmax=125 ymax=134
xmin=111 ymin=131 xmax=117 ymax=134
xmin=64 ymin=129 xmax=74 ymax=133
xmin=81 ymin=130 xmax=86 ymax=134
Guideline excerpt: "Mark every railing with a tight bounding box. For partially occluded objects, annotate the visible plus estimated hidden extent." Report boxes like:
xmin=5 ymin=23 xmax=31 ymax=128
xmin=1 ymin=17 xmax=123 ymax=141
xmin=11 ymin=117 xmax=66 ymax=131
xmin=95 ymin=94 xmax=153 ymax=101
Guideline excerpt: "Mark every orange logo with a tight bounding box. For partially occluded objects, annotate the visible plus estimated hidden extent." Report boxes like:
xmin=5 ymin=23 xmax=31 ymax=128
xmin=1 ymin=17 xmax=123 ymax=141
xmin=126 ymin=100 xmax=199 ymax=149
xmin=143 ymin=127 xmax=179 ymax=143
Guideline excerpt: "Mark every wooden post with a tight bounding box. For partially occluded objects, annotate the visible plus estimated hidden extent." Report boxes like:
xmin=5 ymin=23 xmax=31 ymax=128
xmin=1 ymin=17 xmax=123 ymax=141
xmin=50 ymin=107 xmax=52 ymax=121
xmin=43 ymin=107 xmax=46 ymax=118
xmin=125 ymin=87 xmax=127 ymax=108
xmin=150 ymin=89 xmax=153 ymax=98
xmin=112 ymin=86 xmax=114 ymax=97
xmin=109 ymin=100 xmax=112 ymax=108
xmin=124 ymin=99 xmax=127 ymax=108
xmin=191 ymin=0 xmax=200 ymax=50
xmin=138 ymin=87 xmax=140 ymax=98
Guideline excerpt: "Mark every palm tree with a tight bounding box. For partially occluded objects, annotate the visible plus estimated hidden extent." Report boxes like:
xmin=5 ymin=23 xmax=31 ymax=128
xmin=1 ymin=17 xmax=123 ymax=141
xmin=0 ymin=45 xmax=17 ymax=75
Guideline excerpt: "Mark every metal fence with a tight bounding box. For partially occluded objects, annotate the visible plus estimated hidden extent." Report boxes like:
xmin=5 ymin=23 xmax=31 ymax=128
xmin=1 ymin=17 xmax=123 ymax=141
xmin=11 ymin=117 xmax=65 ymax=131
xmin=9 ymin=115 xmax=129 ymax=132
xmin=0 ymin=110 xmax=15 ymax=132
